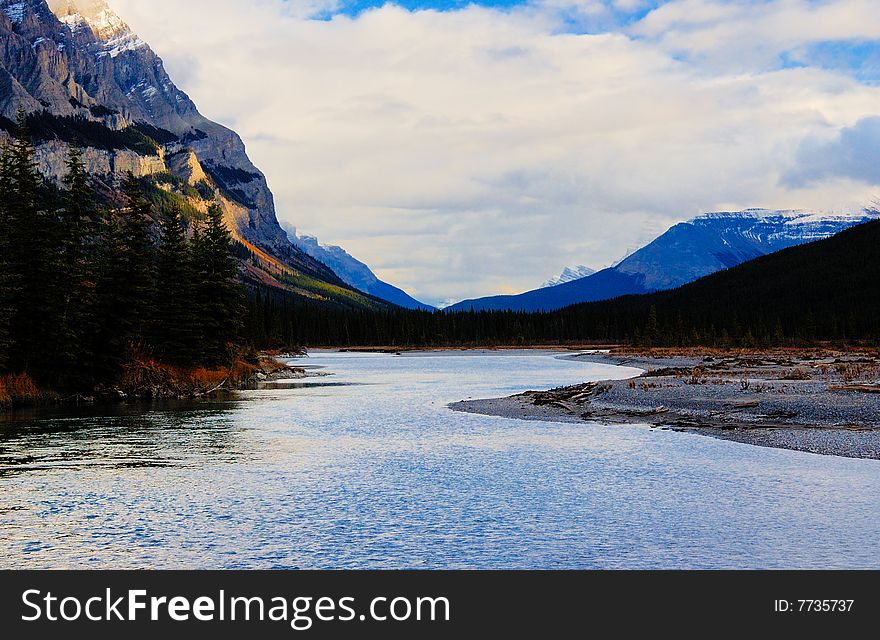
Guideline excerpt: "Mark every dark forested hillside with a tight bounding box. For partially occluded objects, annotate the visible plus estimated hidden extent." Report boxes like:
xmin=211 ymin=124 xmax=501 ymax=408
xmin=248 ymin=219 xmax=880 ymax=348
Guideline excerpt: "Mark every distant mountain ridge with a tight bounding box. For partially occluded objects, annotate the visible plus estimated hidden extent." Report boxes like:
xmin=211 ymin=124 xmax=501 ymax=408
xmin=555 ymin=218 xmax=880 ymax=345
xmin=447 ymin=209 xmax=880 ymax=312
xmin=289 ymin=232 xmax=433 ymax=310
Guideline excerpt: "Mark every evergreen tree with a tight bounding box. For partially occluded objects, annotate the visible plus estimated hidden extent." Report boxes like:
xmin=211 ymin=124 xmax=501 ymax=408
xmin=645 ymin=305 xmax=659 ymax=347
xmin=191 ymin=204 xmax=243 ymax=365
xmin=152 ymin=202 xmax=198 ymax=365
xmin=0 ymin=143 xmax=14 ymax=371
xmin=55 ymin=146 xmax=99 ymax=381
xmin=92 ymin=174 xmax=156 ymax=378
xmin=119 ymin=175 xmax=157 ymax=343
xmin=5 ymin=113 xmax=64 ymax=378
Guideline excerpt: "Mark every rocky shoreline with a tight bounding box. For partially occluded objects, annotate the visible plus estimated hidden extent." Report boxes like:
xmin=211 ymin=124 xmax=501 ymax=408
xmin=450 ymin=350 xmax=880 ymax=460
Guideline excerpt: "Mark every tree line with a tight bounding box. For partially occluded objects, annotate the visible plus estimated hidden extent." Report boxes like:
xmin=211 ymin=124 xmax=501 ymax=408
xmin=0 ymin=119 xmax=244 ymax=391
xmin=246 ymin=217 xmax=880 ymax=350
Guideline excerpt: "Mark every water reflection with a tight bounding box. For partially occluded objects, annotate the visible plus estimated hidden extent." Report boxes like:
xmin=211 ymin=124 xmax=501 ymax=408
xmin=0 ymin=399 xmax=248 ymax=477
xmin=258 ymin=381 xmax=363 ymax=390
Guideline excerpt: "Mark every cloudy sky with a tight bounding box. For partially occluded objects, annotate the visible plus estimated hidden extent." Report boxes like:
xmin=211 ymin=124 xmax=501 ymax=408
xmin=112 ymin=0 xmax=880 ymax=307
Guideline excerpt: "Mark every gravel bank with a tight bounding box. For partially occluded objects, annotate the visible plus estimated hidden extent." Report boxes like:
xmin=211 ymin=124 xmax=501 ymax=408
xmin=450 ymin=350 xmax=880 ymax=460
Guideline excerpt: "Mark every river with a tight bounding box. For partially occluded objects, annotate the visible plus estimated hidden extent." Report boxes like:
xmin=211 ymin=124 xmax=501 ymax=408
xmin=2 ymin=350 xmax=878 ymax=569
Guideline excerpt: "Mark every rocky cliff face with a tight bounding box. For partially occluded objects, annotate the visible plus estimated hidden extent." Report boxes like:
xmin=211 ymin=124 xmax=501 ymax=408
xmin=29 ymin=138 xmax=162 ymax=181
xmin=0 ymin=0 xmax=376 ymax=304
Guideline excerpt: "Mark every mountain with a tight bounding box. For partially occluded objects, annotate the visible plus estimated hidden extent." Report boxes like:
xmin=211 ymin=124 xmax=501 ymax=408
xmin=447 ymin=209 xmax=880 ymax=312
xmin=542 ymin=265 xmax=595 ymax=288
xmin=248 ymin=217 xmax=880 ymax=347
xmin=0 ymin=0 xmax=398 ymax=310
xmin=556 ymin=217 xmax=880 ymax=345
xmin=288 ymin=232 xmax=434 ymax=310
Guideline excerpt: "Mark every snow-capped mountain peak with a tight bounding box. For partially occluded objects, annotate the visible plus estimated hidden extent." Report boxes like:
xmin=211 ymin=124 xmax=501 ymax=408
xmin=690 ymin=208 xmax=805 ymax=223
xmin=690 ymin=207 xmax=870 ymax=225
xmin=542 ymin=265 xmax=596 ymax=288
xmin=684 ymin=208 xmax=880 ymax=254
xmin=46 ymin=0 xmax=145 ymax=57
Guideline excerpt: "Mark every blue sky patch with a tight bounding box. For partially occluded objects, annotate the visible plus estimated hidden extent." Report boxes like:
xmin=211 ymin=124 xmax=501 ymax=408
xmin=797 ymin=40 xmax=880 ymax=85
xmin=322 ymin=0 xmax=663 ymax=20
xmin=333 ymin=1 xmax=527 ymax=14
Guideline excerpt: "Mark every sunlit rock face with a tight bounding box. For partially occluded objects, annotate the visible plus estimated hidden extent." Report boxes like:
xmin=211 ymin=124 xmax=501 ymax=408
xmin=47 ymin=0 xmax=142 ymax=48
xmin=28 ymin=138 xmax=164 ymax=181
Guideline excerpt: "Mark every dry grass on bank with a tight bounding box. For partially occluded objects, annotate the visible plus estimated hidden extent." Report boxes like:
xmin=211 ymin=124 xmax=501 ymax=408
xmin=0 ymin=352 xmax=289 ymax=410
xmin=0 ymin=373 xmax=51 ymax=408
xmin=118 ymin=358 xmax=261 ymax=398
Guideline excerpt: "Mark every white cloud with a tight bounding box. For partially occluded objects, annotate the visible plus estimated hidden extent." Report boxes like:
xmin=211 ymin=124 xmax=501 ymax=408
xmin=784 ymin=116 xmax=880 ymax=187
xmin=632 ymin=0 xmax=880 ymax=69
xmin=112 ymin=0 xmax=880 ymax=306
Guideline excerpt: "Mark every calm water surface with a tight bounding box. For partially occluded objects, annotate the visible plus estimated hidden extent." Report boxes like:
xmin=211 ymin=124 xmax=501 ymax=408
xmin=1 ymin=350 xmax=878 ymax=569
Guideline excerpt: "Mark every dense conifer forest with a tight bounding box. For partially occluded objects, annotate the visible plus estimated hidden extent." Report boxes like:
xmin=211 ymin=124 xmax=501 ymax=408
xmin=0 ymin=118 xmax=244 ymax=395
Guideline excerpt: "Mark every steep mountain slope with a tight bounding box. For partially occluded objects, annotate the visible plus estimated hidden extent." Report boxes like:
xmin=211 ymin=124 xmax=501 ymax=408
xmin=542 ymin=265 xmax=595 ymax=288
xmin=0 ymin=0 xmax=394 ymax=309
xmin=290 ymin=233 xmax=433 ymax=310
xmin=448 ymin=209 xmax=879 ymax=312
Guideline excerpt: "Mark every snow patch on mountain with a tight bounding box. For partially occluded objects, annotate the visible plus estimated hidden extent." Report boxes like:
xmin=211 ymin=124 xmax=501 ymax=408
xmin=99 ymin=31 xmax=147 ymax=58
xmin=2 ymin=1 xmax=27 ymax=24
